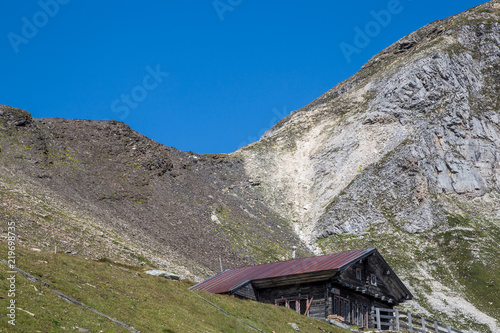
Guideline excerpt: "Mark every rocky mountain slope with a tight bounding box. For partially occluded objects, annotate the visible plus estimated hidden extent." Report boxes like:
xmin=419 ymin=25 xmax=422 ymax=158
xmin=239 ymin=1 xmax=500 ymax=331
xmin=0 ymin=106 xmax=312 ymax=280
xmin=0 ymin=1 xmax=499 ymax=332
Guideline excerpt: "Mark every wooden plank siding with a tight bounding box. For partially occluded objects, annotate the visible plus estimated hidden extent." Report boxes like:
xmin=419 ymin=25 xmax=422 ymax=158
xmin=256 ymin=280 xmax=329 ymax=318
xmin=232 ymin=282 xmax=257 ymax=300
xmin=308 ymin=298 xmax=327 ymax=319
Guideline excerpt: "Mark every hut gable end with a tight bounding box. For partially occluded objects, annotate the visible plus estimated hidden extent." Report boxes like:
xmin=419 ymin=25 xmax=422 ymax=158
xmin=336 ymin=250 xmax=412 ymax=304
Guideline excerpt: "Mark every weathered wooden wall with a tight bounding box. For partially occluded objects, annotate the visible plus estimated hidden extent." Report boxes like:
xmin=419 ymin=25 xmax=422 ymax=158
xmin=233 ymin=282 xmax=257 ymax=300
xmin=256 ymin=281 xmax=328 ymax=318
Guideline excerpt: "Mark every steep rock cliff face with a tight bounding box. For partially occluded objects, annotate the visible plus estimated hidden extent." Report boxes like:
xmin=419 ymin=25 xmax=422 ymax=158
xmin=239 ymin=2 xmax=499 ymax=331
xmin=241 ymin=2 xmax=500 ymax=242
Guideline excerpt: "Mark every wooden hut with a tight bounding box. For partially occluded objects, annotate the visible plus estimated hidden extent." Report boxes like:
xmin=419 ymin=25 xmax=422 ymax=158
xmin=190 ymin=248 xmax=412 ymax=328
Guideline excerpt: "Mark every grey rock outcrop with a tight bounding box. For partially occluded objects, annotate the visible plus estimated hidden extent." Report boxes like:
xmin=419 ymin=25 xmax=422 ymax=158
xmin=240 ymin=2 xmax=500 ymax=241
xmin=315 ymin=22 xmax=500 ymax=237
xmin=144 ymin=270 xmax=180 ymax=281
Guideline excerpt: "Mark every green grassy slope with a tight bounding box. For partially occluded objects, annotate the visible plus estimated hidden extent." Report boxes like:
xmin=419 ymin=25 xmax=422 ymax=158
xmin=0 ymin=243 xmax=346 ymax=333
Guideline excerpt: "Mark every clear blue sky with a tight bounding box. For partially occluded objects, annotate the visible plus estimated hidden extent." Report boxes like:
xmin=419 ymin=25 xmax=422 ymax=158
xmin=0 ymin=0 xmax=487 ymax=154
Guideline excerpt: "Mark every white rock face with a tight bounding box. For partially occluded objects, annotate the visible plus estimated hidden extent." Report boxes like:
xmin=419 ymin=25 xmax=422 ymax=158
xmin=239 ymin=12 xmax=500 ymax=244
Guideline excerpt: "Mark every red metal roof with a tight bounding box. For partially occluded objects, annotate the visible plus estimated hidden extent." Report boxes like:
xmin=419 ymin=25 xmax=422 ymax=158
xmin=191 ymin=248 xmax=375 ymax=294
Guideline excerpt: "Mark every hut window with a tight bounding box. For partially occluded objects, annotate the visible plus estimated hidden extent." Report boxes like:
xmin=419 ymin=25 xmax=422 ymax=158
xmin=333 ymin=296 xmax=350 ymax=321
xmin=356 ymin=268 xmax=362 ymax=280
xmin=276 ymin=299 xmax=286 ymax=307
xmin=370 ymin=274 xmax=377 ymax=286
xmin=275 ymin=297 xmax=310 ymax=315
xmin=299 ymin=299 xmax=308 ymax=314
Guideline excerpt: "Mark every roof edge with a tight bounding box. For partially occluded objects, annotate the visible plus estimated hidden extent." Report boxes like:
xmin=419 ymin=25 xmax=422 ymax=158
xmin=189 ymin=270 xmax=228 ymax=290
xmin=229 ymin=280 xmax=252 ymax=293
xmin=337 ymin=248 xmax=376 ymax=271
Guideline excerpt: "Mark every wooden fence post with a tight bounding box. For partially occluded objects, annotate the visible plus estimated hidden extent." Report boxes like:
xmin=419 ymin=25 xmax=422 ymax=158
xmin=388 ymin=309 xmax=393 ymax=332
xmin=395 ymin=309 xmax=400 ymax=332
xmin=447 ymin=326 xmax=452 ymax=333
xmin=376 ymin=308 xmax=381 ymax=330
xmin=408 ymin=313 xmax=413 ymax=333
xmin=422 ymin=317 xmax=426 ymax=332
xmin=434 ymin=321 xmax=439 ymax=333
